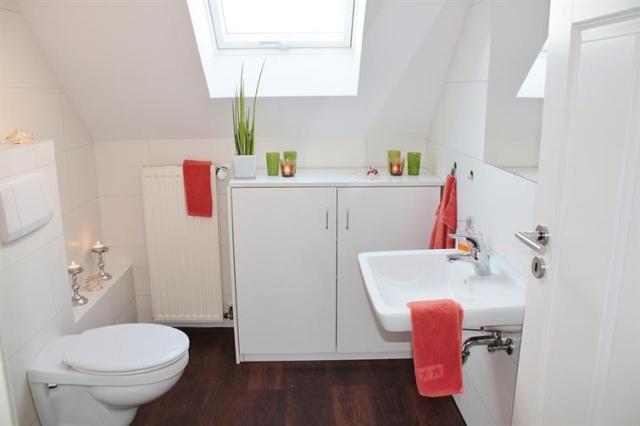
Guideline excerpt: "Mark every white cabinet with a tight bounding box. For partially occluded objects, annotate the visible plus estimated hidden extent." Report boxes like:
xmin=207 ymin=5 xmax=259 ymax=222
xmin=232 ymin=188 xmax=337 ymax=356
xmin=231 ymin=179 xmax=441 ymax=361
xmin=336 ymin=187 xmax=440 ymax=354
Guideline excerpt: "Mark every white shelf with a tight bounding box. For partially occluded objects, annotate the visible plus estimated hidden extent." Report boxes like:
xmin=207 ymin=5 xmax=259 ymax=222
xmin=228 ymin=168 xmax=443 ymax=188
xmin=72 ymin=263 xmax=133 ymax=323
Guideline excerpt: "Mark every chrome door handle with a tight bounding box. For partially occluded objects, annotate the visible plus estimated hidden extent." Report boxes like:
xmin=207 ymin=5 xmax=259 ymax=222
xmin=325 ymin=209 xmax=329 ymax=230
xmin=345 ymin=210 xmax=350 ymax=230
xmin=515 ymin=225 xmax=550 ymax=254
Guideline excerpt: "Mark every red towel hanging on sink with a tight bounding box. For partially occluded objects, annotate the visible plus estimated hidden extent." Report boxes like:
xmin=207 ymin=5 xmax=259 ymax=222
xmin=429 ymin=174 xmax=457 ymax=249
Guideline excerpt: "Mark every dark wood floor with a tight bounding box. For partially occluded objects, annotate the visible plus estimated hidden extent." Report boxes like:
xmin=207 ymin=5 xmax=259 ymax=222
xmin=132 ymin=328 xmax=465 ymax=426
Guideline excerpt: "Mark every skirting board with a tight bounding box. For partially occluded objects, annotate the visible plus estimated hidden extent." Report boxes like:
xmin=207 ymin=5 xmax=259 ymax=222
xmin=239 ymin=351 xmax=412 ymax=363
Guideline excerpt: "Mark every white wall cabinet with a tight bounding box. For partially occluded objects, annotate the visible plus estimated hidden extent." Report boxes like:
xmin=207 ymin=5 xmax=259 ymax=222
xmin=230 ymin=174 xmax=441 ymax=361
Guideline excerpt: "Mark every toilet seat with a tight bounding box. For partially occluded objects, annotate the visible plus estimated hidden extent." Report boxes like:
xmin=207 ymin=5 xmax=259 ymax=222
xmin=63 ymin=323 xmax=189 ymax=376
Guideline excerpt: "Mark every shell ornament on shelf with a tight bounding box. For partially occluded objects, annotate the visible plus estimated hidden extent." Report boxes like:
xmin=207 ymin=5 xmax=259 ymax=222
xmin=84 ymin=273 xmax=104 ymax=292
xmin=5 ymin=129 xmax=35 ymax=145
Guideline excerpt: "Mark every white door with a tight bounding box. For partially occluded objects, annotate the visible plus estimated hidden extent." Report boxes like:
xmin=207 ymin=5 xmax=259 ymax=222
xmin=514 ymin=1 xmax=640 ymax=424
xmin=336 ymin=186 xmax=440 ymax=354
xmin=232 ymin=187 xmax=337 ymax=356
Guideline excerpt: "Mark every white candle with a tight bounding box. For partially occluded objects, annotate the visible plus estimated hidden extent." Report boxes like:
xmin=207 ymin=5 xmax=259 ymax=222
xmin=92 ymin=241 xmax=105 ymax=250
xmin=67 ymin=261 xmax=81 ymax=273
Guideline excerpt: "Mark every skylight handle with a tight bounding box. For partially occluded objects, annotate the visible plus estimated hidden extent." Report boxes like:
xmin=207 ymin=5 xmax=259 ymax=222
xmin=258 ymin=41 xmax=289 ymax=51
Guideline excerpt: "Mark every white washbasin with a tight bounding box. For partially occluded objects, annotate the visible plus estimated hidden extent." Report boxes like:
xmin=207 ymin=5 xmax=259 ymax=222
xmin=358 ymin=249 xmax=526 ymax=332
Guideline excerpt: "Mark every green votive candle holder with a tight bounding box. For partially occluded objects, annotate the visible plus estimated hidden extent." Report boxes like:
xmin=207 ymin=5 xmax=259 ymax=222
xmin=387 ymin=150 xmax=401 ymax=173
xmin=266 ymin=152 xmax=280 ymax=176
xmin=407 ymin=152 xmax=421 ymax=176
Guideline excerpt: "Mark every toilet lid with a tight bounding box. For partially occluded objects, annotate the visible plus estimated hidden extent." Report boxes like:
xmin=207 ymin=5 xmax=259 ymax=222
xmin=63 ymin=323 xmax=189 ymax=375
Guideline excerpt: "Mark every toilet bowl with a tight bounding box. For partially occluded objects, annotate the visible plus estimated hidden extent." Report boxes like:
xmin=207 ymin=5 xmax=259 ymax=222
xmin=28 ymin=323 xmax=189 ymax=426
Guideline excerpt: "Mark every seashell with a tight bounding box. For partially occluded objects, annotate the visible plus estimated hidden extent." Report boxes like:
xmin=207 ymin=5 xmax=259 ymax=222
xmin=5 ymin=129 xmax=35 ymax=145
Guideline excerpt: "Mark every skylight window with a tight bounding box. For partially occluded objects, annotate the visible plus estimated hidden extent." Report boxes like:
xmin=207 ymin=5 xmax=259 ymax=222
xmin=209 ymin=0 xmax=355 ymax=49
xmin=188 ymin=0 xmax=367 ymax=97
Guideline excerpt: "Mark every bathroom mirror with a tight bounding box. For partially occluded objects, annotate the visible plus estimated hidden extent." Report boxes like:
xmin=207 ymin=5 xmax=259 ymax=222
xmin=483 ymin=0 xmax=550 ymax=183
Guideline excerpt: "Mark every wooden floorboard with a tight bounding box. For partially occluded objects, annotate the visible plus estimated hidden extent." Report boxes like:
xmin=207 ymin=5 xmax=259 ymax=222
xmin=132 ymin=328 xmax=466 ymax=426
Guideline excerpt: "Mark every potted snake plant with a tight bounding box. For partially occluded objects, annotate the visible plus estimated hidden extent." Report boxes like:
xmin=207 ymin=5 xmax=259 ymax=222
xmin=232 ymin=64 xmax=264 ymax=178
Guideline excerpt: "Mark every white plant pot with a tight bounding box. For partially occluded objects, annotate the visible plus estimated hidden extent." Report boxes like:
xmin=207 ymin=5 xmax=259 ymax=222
xmin=233 ymin=155 xmax=257 ymax=179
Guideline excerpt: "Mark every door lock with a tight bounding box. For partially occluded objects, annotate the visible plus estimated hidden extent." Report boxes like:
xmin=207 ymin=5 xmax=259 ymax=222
xmin=531 ymin=256 xmax=547 ymax=279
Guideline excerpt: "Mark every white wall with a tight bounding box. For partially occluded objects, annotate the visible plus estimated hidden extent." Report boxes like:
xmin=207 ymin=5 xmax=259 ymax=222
xmin=0 ymin=0 xmax=102 ymax=270
xmin=425 ymin=1 xmax=536 ymax=424
xmin=0 ymin=3 xmax=134 ymax=424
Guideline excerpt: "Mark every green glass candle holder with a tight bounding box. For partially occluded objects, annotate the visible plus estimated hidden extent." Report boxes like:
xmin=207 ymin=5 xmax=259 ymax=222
xmin=387 ymin=150 xmax=401 ymax=173
xmin=407 ymin=152 xmax=421 ymax=176
xmin=283 ymin=151 xmax=297 ymax=162
xmin=266 ymin=152 xmax=280 ymax=176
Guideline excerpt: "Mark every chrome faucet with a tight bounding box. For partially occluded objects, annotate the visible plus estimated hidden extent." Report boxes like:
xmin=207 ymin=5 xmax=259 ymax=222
xmin=447 ymin=232 xmax=491 ymax=276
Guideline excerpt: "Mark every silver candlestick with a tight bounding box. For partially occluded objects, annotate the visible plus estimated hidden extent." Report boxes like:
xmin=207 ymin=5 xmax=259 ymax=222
xmin=91 ymin=242 xmax=112 ymax=281
xmin=68 ymin=262 xmax=88 ymax=306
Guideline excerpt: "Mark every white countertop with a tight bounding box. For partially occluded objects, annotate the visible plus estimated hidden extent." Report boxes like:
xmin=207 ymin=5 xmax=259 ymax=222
xmin=229 ymin=168 xmax=443 ymax=188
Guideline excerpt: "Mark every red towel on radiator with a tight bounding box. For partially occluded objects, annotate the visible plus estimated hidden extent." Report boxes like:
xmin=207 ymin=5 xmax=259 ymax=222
xmin=429 ymin=174 xmax=457 ymax=249
xmin=407 ymin=299 xmax=464 ymax=397
xmin=182 ymin=160 xmax=213 ymax=217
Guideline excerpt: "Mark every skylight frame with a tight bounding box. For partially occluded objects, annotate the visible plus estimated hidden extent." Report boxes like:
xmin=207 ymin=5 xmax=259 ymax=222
xmin=208 ymin=0 xmax=356 ymax=50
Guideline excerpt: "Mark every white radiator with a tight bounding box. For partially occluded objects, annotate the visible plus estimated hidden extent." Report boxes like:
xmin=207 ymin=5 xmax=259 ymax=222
xmin=141 ymin=166 xmax=223 ymax=324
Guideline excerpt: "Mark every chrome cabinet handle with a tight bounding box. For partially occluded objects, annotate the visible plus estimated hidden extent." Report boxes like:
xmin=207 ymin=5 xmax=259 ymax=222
xmin=325 ymin=209 xmax=329 ymax=230
xmin=515 ymin=225 xmax=550 ymax=254
xmin=345 ymin=210 xmax=350 ymax=230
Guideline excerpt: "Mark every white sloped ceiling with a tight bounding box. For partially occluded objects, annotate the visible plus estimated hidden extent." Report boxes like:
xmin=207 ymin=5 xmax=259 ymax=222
xmin=19 ymin=0 xmax=468 ymax=141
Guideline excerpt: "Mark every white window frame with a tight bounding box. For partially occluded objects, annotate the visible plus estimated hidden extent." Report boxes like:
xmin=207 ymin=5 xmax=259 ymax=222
xmin=187 ymin=0 xmax=367 ymax=98
xmin=208 ymin=0 xmax=356 ymax=50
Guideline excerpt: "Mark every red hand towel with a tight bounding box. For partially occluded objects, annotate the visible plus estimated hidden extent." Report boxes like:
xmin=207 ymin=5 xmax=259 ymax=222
xmin=183 ymin=160 xmax=213 ymax=217
xmin=429 ymin=174 xmax=457 ymax=249
xmin=407 ymin=299 xmax=464 ymax=397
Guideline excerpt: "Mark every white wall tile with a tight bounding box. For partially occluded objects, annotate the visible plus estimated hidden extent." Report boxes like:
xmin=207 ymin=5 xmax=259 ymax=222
xmin=135 ymin=294 xmax=152 ymax=323
xmin=99 ymin=196 xmax=145 ymax=246
xmin=61 ymin=198 xmax=103 ymax=268
xmin=107 ymin=246 xmax=150 ymax=296
xmin=147 ymin=139 xmax=233 ymax=167
xmin=45 ymin=236 xmax=71 ymax=313
xmin=441 ymin=82 xmax=487 ymax=160
xmin=0 ymin=244 xmax=56 ymax=357
xmin=365 ymin=138 xmax=427 ymax=168
xmin=56 ymin=145 xmax=99 ymax=213
xmin=115 ymin=299 xmax=138 ymax=324
xmin=95 ymin=140 xmax=148 ymax=196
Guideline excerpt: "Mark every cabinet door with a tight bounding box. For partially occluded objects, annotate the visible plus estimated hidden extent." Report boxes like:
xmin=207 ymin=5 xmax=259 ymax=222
xmin=233 ymin=187 xmax=337 ymax=355
xmin=337 ymin=187 xmax=440 ymax=354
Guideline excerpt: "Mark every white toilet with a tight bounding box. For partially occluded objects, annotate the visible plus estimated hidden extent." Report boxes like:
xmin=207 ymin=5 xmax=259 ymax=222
xmin=28 ymin=323 xmax=189 ymax=426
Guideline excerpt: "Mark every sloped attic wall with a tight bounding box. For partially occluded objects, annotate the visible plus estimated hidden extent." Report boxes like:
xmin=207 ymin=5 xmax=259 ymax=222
xmin=19 ymin=0 xmax=468 ymax=142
